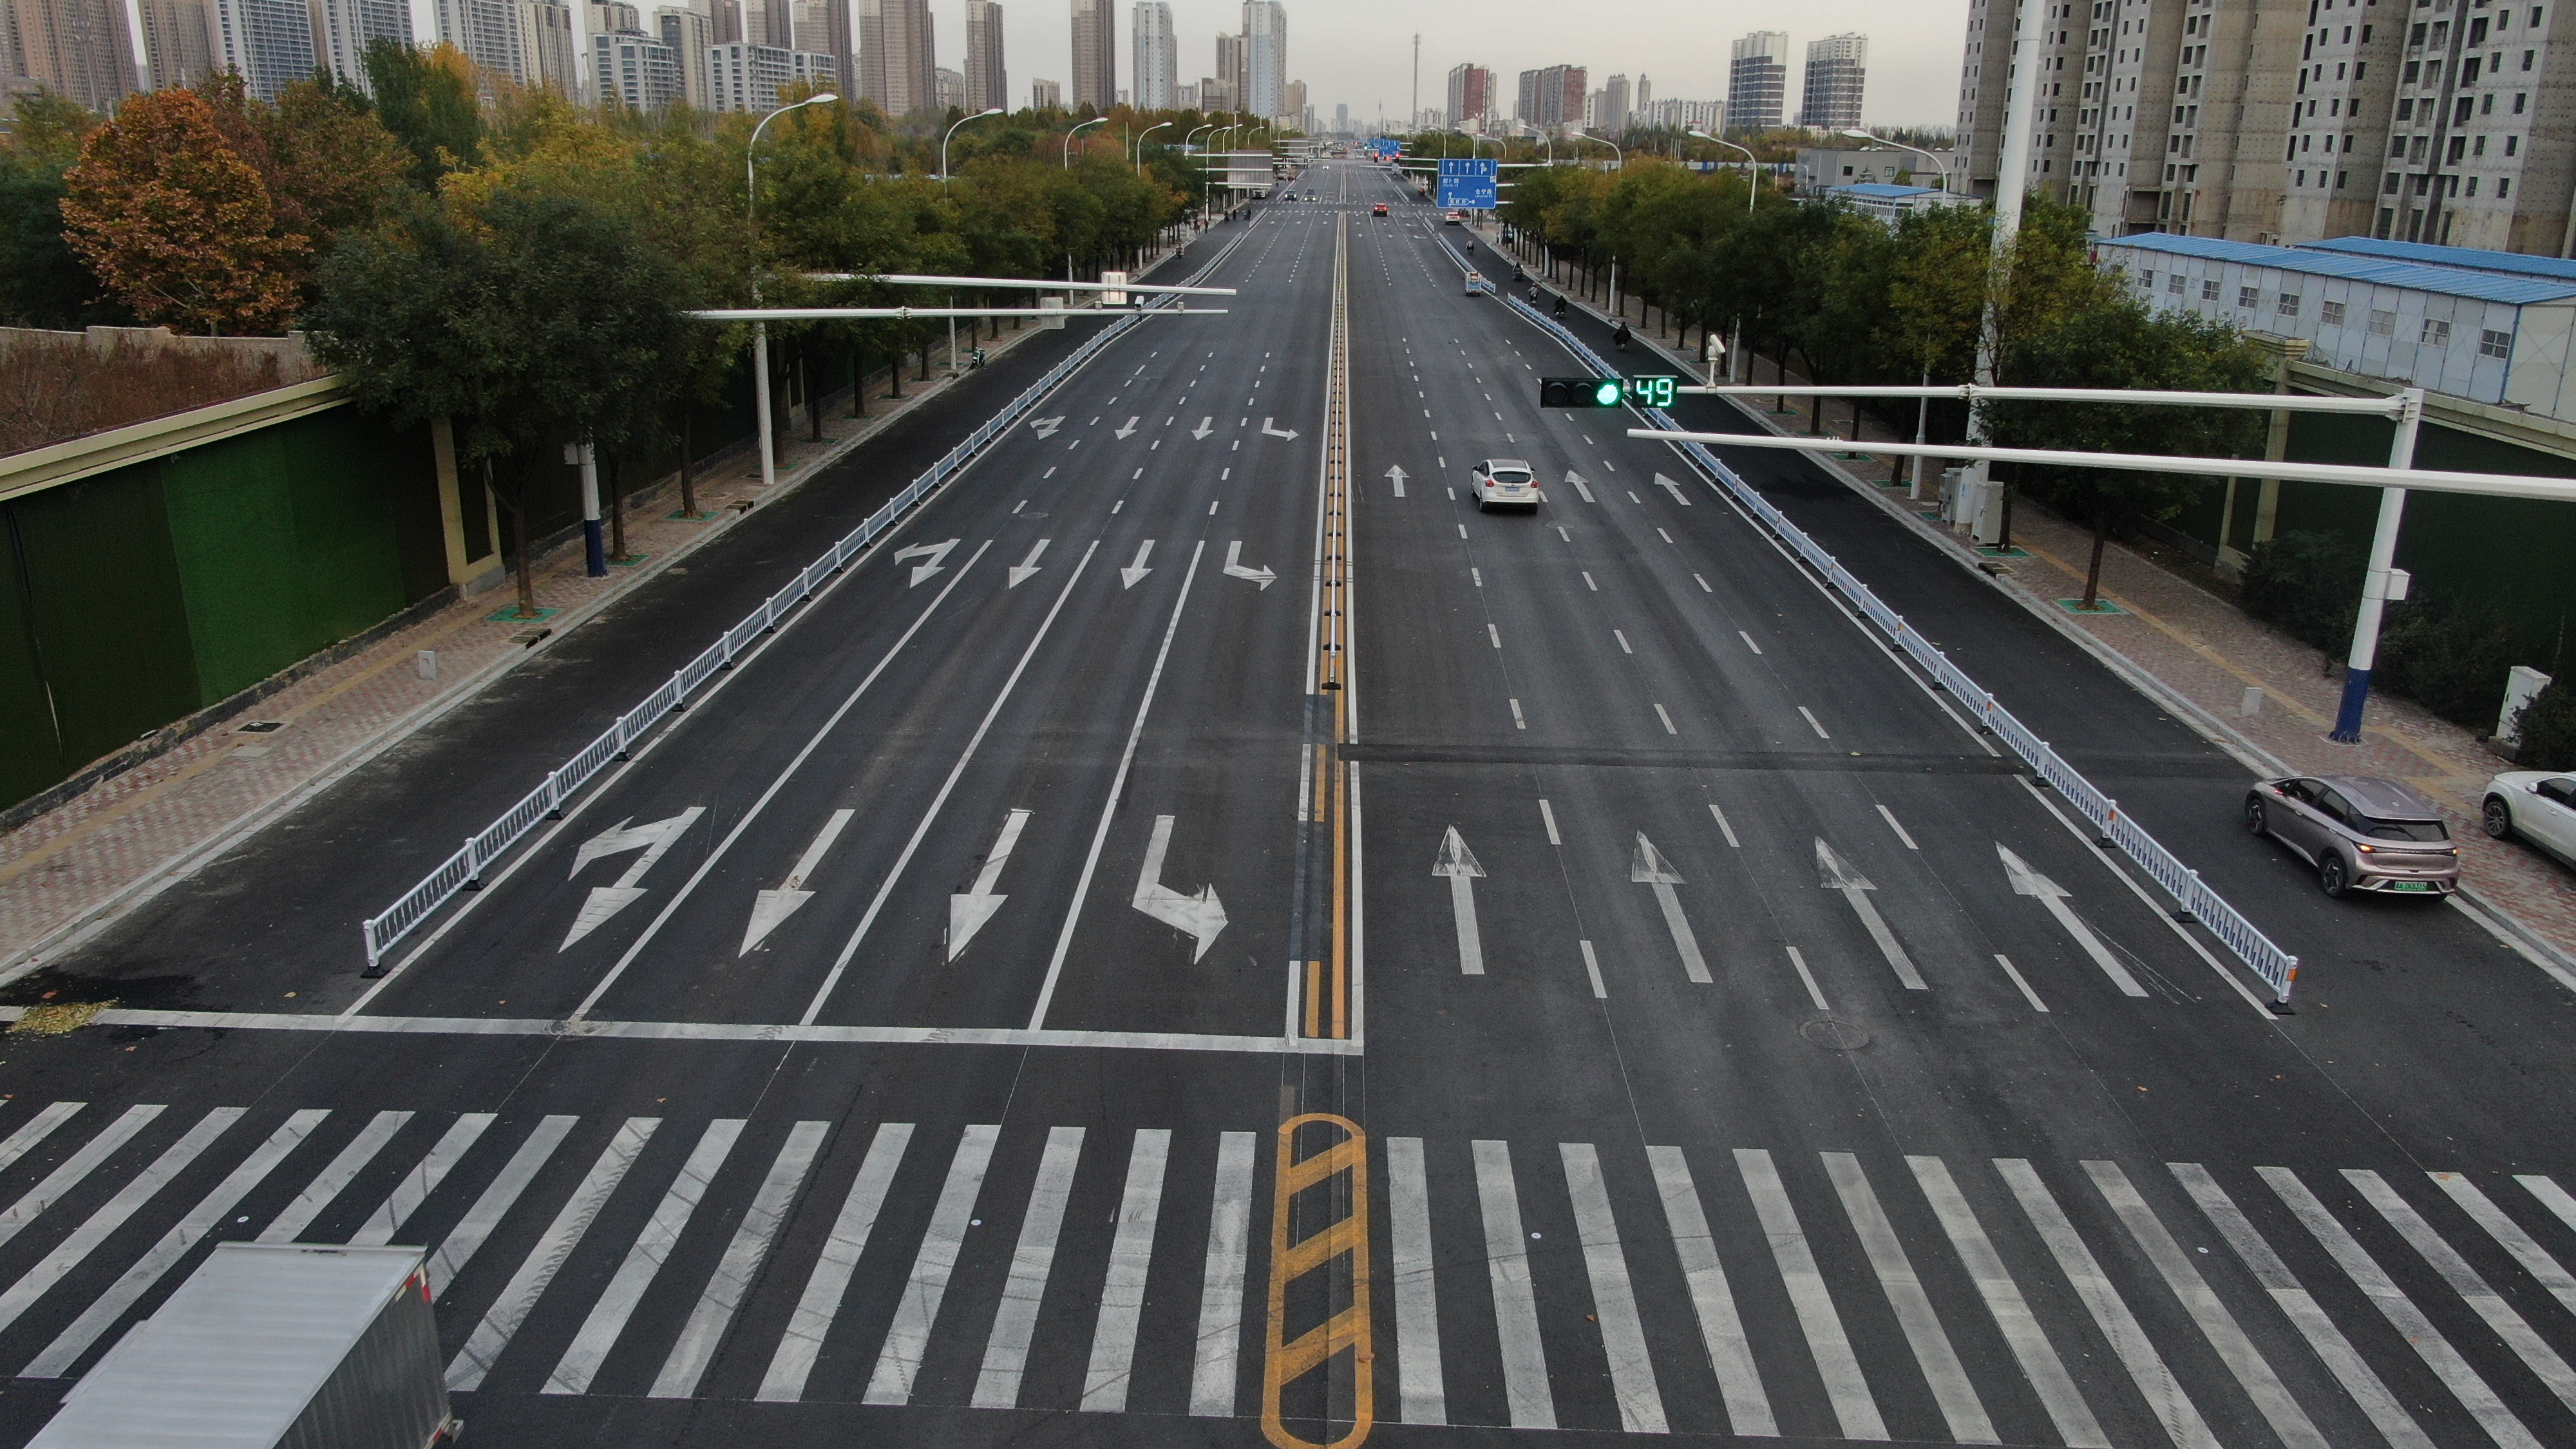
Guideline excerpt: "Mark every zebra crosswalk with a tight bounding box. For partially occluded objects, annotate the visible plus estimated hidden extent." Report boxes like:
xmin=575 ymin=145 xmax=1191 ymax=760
xmin=0 ymin=1097 xmax=2570 ymax=1444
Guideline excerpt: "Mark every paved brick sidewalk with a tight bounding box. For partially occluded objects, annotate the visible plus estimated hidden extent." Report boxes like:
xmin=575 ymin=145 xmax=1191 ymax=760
xmin=0 ymin=301 xmax=1082 ymax=980
xmin=1537 ymin=247 xmax=2576 ymax=974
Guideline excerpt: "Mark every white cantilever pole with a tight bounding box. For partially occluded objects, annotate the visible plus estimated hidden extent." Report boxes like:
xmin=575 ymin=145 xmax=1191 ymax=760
xmin=1966 ymin=0 xmax=2043 ymax=542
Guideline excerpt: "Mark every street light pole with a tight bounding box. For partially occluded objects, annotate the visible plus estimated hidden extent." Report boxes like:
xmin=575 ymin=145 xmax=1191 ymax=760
xmin=941 ymin=106 xmax=1005 ymax=180
xmin=1840 ymin=130 xmax=1956 ymax=498
xmin=2332 ymin=388 xmax=2427 ymax=741
xmin=1688 ymin=128 xmax=1758 ymax=383
xmin=1965 ymin=0 xmax=2043 ymax=549
xmin=746 ymin=91 xmax=840 ymax=495
xmin=1134 ymin=119 xmax=1173 ymax=174
xmin=1063 ymin=114 xmax=1107 ymax=167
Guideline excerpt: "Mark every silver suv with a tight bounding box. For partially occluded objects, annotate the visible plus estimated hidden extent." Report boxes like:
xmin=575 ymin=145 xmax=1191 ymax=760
xmin=2244 ymin=775 xmax=2461 ymax=897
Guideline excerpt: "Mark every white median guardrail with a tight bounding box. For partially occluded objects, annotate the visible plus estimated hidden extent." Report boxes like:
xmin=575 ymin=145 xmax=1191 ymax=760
xmin=360 ymin=243 xmax=1242 ymax=975
xmin=1501 ymin=294 xmax=2301 ymax=1009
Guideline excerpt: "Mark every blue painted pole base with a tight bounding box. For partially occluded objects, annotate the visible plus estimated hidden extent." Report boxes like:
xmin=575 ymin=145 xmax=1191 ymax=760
xmin=583 ymin=518 xmax=607 ymax=578
xmin=2329 ymin=665 xmax=2371 ymax=742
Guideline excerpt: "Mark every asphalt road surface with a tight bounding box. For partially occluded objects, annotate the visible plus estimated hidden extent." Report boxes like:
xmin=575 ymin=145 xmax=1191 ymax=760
xmin=1 ymin=162 xmax=2572 ymax=1449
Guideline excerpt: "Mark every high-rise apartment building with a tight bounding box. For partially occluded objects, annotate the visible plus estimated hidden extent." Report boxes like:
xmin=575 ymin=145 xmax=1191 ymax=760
xmin=1956 ymin=0 xmax=2576 ymax=251
xmin=795 ymin=0 xmax=852 ymax=106
xmin=522 ymin=1 xmax=581 ymax=93
xmin=593 ymin=24 xmax=683 ymax=108
xmin=1446 ymin=62 xmax=1491 ymax=129
xmin=655 ymin=5 xmax=715 ymax=108
xmin=1070 ymin=0 xmax=1114 ymax=111
xmin=964 ymin=0 xmax=1005 ymax=112
xmin=859 ymin=0 xmax=934 ymax=116
xmin=1282 ymin=76 xmax=1305 ymax=129
xmin=5 ymin=0 xmax=135 ymax=111
xmin=709 ymin=0 xmax=743 ymax=43
xmin=310 ymin=0 xmax=411 ymax=92
xmin=934 ymin=65 xmax=963 ymax=108
xmin=1727 ymin=31 xmax=1788 ymax=133
xmin=1334 ymin=100 xmax=1347 ymax=133
xmin=706 ymin=38 xmax=833 ymax=109
xmin=435 ymin=0 xmax=531 ymax=85
xmin=1132 ymin=2 xmax=1174 ymax=109
xmin=1799 ymin=32 xmax=1866 ymax=132
xmin=1031 ymin=76 xmax=1060 ymax=108
xmin=135 ymin=0 xmax=216 ymax=91
xmin=748 ymin=0 xmax=791 ymax=49
xmin=1242 ymin=1 xmax=1285 ymax=120
xmin=1200 ymin=73 xmax=1233 ymax=112
xmin=1514 ymin=64 xmax=1584 ymax=131
xmin=1214 ymin=32 xmax=1244 ymax=113
xmin=1599 ymin=73 xmax=1630 ymax=133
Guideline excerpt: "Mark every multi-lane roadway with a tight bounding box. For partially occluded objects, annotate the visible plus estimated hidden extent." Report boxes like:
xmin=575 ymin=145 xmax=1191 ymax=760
xmin=0 ymin=162 xmax=2571 ymax=1448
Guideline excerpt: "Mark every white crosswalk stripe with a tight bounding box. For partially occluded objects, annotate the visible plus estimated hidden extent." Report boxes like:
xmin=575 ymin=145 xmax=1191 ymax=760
xmin=0 ymin=1097 xmax=2574 ymax=1446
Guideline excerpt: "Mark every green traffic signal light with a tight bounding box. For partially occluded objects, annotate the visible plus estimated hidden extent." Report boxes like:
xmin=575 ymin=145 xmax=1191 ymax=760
xmin=1592 ymin=379 xmax=1622 ymax=407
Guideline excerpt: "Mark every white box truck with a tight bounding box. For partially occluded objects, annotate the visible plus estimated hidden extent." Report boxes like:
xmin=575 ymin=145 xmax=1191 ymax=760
xmin=27 ymin=1243 xmax=459 ymax=1449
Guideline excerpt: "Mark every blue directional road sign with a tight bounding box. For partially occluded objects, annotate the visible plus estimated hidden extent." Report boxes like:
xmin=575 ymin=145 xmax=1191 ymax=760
xmin=1365 ymin=138 xmax=1403 ymax=161
xmin=1436 ymin=158 xmax=1499 ymax=210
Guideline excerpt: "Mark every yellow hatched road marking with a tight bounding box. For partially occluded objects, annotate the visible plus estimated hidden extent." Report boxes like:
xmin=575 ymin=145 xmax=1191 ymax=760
xmin=1262 ymin=1113 xmax=1374 ymax=1449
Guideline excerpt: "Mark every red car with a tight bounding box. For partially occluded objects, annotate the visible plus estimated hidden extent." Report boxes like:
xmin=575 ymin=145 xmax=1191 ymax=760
xmin=1372 ymin=202 xmax=1389 ymax=216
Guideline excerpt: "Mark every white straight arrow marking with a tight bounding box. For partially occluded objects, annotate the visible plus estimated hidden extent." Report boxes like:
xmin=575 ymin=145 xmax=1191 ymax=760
xmin=1386 ymin=464 xmax=1408 ymax=497
xmin=1432 ymin=826 xmax=1487 ymax=975
xmin=739 ymin=809 xmax=853 ymax=955
xmin=1121 ymin=540 xmax=1156 ymax=589
xmin=1008 ymin=539 xmax=1050 ymax=588
xmin=1564 ymin=470 xmax=1596 ymax=503
xmin=563 ymin=808 xmax=705 ymax=950
xmin=1132 ymin=815 xmax=1227 ymax=961
xmin=1654 ymin=473 xmax=1692 ymax=506
xmin=1998 ymin=844 xmax=2147 ymax=996
xmin=1631 ymin=833 xmax=1710 ymax=983
xmin=1815 ymin=838 xmax=1927 ymax=990
xmin=894 ymin=539 xmax=960 ymax=586
xmin=1221 ymin=540 xmax=1276 ymax=589
xmin=1115 ymin=416 xmax=1141 ymax=439
xmin=1191 ymin=417 xmax=1215 ymax=439
xmin=1261 ymin=417 xmax=1300 ymax=440
xmin=949 ymin=810 xmax=1031 ymax=961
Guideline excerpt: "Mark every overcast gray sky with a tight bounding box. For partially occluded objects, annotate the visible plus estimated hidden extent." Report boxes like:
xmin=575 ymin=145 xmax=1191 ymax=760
xmin=372 ymin=0 xmax=1970 ymax=130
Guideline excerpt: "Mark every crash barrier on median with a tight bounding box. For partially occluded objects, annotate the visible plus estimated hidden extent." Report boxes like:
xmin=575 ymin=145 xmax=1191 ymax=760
xmin=359 ymin=243 xmax=1246 ymax=974
xmin=1501 ymin=294 xmax=2300 ymax=1007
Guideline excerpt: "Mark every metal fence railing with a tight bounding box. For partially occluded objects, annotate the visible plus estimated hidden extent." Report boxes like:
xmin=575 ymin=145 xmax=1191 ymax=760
xmin=1502 ymin=296 xmax=2299 ymax=1006
xmin=360 ymin=238 xmax=1249 ymax=974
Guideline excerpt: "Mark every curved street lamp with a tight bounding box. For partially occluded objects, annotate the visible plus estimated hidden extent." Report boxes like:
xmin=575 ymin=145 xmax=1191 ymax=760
xmin=1840 ymin=128 xmax=1956 ymax=496
xmin=1063 ymin=114 xmax=1108 ymax=168
xmin=1839 ymin=128 xmax=1953 ymax=191
xmin=940 ymin=106 xmax=1005 ymax=180
xmin=1133 ymin=119 xmax=1175 ymax=174
xmin=1687 ymin=128 xmax=1763 ymax=387
xmin=746 ymin=91 xmax=840 ymax=494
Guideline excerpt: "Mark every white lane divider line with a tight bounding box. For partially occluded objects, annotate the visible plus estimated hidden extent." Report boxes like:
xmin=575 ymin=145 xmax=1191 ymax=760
xmin=1580 ymin=940 xmax=1607 ymax=998
xmin=1656 ymin=528 xmax=1672 ymax=543
xmin=1877 ymin=804 xmax=1919 ymax=849
xmin=1488 ymin=623 xmax=1502 ymax=649
xmin=1581 ymin=571 xmax=1596 ymax=591
xmin=1653 ymin=703 xmax=1678 ymax=735
xmin=1614 ymin=629 xmax=1633 ymax=654
xmin=1472 ymin=567 xmax=1482 ymax=587
xmin=1735 ymin=1149 xmax=1886 ymax=1441
xmin=1694 ymin=574 xmax=1712 ymax=592
xmin=1994 ymin=954 xmax=2050 ymax=1011
xmin=1799 ymin=707 xmax=1831 ymax=739
xmin=1738 ymin=630 xmax=1763 ymax=654
xmin=1539 ymin=798 xmax=1561 ymax=845
xmin=1707 ymin=802 xmax=1739 ymax=848
xmin=1510 ymin=699 xmax=1526 ymax=729
xmin=1628 ymin=491 xmax=1643 ymax=505
xmin=1785 ymin=947 xmax=1831 ymax=1011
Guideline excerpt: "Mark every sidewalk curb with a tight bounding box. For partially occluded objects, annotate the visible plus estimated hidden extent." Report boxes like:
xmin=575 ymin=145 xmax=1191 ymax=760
xmin=0 ymin=245 xmax=1192 ymax=986
xmin=1533 ymin=275 xmax=2576 ymax=992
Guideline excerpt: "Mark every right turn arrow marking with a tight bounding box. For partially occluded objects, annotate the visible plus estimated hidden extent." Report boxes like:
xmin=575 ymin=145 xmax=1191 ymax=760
xmin=1221 ymin=540 xmax=1276 ymax=589
xmin=741 ymin=808 xmax=854 ymax=955
xmin=1432 ymin=826 xmax=1487 ymax=975
xmin=1631 ymin=833 xmax=1710 ymax=983
xmin=1132 ymin=815 xmax=1227 ymax=961
xmin=1998 ymin=844 xmax=2147 ymax=996
xmin=949 ymin=809 xmax=1032 ymax=961
xmin=1816 ymin=838 xmax=1927 ymax=990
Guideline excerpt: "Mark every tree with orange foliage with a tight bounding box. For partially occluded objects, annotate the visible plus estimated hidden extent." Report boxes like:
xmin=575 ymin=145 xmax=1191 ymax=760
xmin=59 ymin=88 xmax=308 ymax=336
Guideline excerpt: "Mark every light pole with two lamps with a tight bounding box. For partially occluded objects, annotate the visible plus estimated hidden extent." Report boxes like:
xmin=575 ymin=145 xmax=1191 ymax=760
xmin=746 ymin=90 xmax=839 ymax=494
xmin=939 ymin=108 xmax=1007 ymax=372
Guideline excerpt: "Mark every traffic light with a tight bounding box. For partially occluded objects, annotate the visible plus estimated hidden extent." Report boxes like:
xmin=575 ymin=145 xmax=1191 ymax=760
xmin=1540 ymin=376 xmax=1625 ymax=408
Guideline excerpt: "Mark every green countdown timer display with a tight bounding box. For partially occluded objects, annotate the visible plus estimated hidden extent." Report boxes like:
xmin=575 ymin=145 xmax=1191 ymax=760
xmin=1622 ymin=375 xmax=1677 ymax=408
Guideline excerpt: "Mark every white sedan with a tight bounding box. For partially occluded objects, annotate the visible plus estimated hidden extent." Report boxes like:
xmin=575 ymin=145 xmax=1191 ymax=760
xmin=1470 ymin=459 xmax=1539 ymax=511
xmin=2483 ymin=771 xmax=2576 ymax=869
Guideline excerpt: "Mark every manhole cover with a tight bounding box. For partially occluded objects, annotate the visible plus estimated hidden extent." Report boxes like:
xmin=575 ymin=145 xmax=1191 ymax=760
xmin=1800 ymin=1019 xmax=1871 ymax=1051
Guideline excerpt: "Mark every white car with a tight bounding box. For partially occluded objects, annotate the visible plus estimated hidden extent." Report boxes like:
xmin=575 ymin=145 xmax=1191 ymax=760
xmin=1470 ymin=459 xmax=1539 ymax=511
xmin=2483 ymin=771 xmax=2576 ymax=868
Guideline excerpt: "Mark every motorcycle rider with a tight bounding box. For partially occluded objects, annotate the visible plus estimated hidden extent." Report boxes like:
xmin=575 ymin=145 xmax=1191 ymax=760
xmin=1614 ymin=320 xmax=1632 ymax=350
